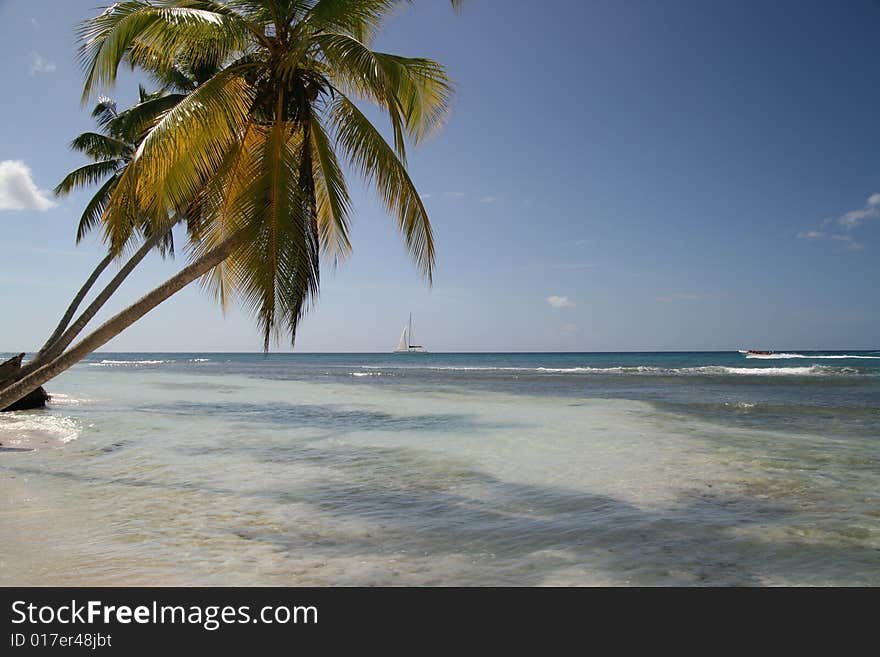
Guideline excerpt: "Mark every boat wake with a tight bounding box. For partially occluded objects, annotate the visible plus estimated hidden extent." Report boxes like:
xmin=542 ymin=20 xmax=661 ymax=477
xmin=742 ymin=352 xmax=880 ymax=360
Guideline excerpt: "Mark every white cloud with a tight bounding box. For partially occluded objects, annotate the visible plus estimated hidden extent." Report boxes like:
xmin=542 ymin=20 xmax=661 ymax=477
xmin=29 ymin=51 xmax=55 ymax=75
xmin=479 ymin=196 xmax=496 ymax=203
xmin=547 ymin=295 xmax=574 ymax=308
xmin=444 ymin=191 xmax=465 ymax=198
xmin=799 ymin=192 xmax=880 ymax=246
xmin=797 ymin=229 xmax=861 ymax=250
xmin=0 ymin=160 xmax=57 ymax=211
xmin=839 ymin=208 xmax=876 ymax=228
xmin=420 ymin=193 xmax=432 ymax=199
xmin=837 ymin=192 xmax=880 ymax=228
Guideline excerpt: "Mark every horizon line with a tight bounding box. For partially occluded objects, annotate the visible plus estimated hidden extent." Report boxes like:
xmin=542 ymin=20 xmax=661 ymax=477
xmin=6 ymin=348 xmax=877 ymax=355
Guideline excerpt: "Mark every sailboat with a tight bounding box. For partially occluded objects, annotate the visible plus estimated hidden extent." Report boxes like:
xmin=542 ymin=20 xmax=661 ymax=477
xmin=394 ymin=313 xmax=427 ymax=353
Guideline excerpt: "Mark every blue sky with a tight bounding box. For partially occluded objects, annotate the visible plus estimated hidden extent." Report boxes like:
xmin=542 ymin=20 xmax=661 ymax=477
xmin=1 ymin=0 xmax=879 ymax=352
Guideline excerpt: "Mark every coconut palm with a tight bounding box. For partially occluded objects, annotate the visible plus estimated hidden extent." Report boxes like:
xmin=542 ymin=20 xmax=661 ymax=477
xmin=0 ymin=0 xmax=456 ymax=410
xmin=20 ymin=71 xmax=212 ymax=381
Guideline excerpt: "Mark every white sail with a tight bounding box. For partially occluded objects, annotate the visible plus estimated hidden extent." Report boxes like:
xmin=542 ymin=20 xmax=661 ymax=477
xmin=395 ymin=326 xmax=409 ymax=352
xmin=393 ymin=314 xmax=427 ymax=353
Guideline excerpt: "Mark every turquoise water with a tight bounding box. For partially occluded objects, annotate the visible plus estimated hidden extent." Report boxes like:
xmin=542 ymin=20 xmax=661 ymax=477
xmin=1 ymin=351 xmax=878 ymax=585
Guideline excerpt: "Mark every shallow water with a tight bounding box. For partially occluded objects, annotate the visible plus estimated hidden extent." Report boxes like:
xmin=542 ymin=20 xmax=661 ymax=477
xmin=1 ymin=351 xmax=878 ymax=585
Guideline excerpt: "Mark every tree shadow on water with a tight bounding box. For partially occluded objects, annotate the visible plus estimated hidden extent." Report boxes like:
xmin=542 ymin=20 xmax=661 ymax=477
xmin=139 ymin=401 xmax=511 ymax=434
xmin=242 ymin=442 xmax=880 ymax=586
xmin=3 ymin=437 xmax=877 ymax=585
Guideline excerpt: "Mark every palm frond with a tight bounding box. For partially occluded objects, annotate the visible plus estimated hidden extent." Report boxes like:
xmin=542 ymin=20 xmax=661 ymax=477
xmin=54 ymin=160 xmax=123 ymax=196
xmin=75 ymin=175 xmax=120 ymax=243
xmin=103 ymin=68 xmax=256 ymax=253
xmin=305 ymin=0 xmax=399 ymax=44
xmin=69 ymin=133 xmax=132 ymax=160
xmin=108 ymin=92 xmax=187 ymax=143
xmin=194 ymin=121 xmax=263 ymax=310
xmin=197 ymin=120 xmax=320 ymax=348
xmin=309 ymin=107 xmax=351 ymax=260
xmin=329 ymin=91 xmax=434 ymax=280
xmin=91 ymin=96 xmax=119 ymax=128
xmin=142 ymin=220 xmax=176 ymax=258
xmin=313 ymin=32 xmax=453 ymax=154
xmin=78 ymin=1 xmax=254 ymax=101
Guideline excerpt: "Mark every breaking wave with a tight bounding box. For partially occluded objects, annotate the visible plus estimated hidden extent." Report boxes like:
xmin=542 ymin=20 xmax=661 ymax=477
xmin=361 ymin=364 xmax=858 ymax=376
xmin=89 ymin=358 xmax=211 ymax=367
xmin=91 ymin=359 xmax=172 ymax=366
xmin=723 ymin=402 xmax=757 ymax=409
xmin=743 ymin=352 xmax=880 ymax=360
xmin=48 ymin=393 xmax=95 ymax=406
xmin=706 ymin=366 xmax=853 ymax=376
xmin=0 ymin=413 xmax=82 ymax=444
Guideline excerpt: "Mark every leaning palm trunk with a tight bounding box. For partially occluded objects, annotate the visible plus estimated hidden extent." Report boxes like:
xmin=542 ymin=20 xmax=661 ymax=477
xmin=18 ymin=231 xmax=166 ymax=380
xmin=36 ymin=252 xmax=114 ymax=357
xmin=0 ymin=231 xmax=246 ymax=411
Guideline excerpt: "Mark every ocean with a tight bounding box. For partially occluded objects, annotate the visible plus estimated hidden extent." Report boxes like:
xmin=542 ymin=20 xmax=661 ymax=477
xmin=1 ymin=351 xmax=878 ymax=585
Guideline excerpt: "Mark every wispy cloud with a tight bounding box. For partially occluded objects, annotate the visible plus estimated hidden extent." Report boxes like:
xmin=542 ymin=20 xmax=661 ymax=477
xmin=479 ymin=195 xmax=496 ymax=203
xmin=444 ymin=191 xmax=465 ymax=198
xmin=798 ymin=231 xmax=854 ymax=242
xmin=29 ymin=51 xmax=55 ymax=75
xmin=29 ymin=18 xmax=39 ymax=30
xmin=420 ymin=193 xmax=432 ymax=199
xmin=0 ymin=160 xmax=57 ymax=211
xmin=836 ymin=192 xmax=880 ymax=229
xmin=798 ymin=192 xmax=878 ymax=249
xmin=547 ymin=295 xmax=575 ymax=308
xmin=797 ymin=230 xmax=826 ymax=240
xmin=797 ymin=230 xmax=861 ymax=250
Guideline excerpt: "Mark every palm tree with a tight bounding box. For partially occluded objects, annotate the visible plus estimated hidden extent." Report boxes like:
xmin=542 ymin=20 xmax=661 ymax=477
xmin=18 ymin=72 xmax=210 ymax=382
xmin=0 ymin=0 xmax=457 ymax=410
xmin=34 ymin=93 xmax=160 ymax=361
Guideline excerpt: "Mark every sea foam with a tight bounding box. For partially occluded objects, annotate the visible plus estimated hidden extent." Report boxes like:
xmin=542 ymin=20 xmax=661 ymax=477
xmin=361 ymin=364 xmax=854 ymax=376
xmin=0 ymin=413 xmax=82 ymax=444
xmin=48 ymin=393 xmax=96 ymax=406
xmin=744 ymin=352 xmax=880 ymax=360
xmin=91 ymin=359 xmax=171 ymax=366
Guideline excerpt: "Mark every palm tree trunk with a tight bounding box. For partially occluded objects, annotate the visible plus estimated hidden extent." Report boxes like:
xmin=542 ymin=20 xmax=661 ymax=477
xmin=0 ymin=231 xmax=246 ymax=412
xmin=18 ymin=231 xmax=165 ymax=379
xmin=34 ymin=251 xmax=114 ymax=357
